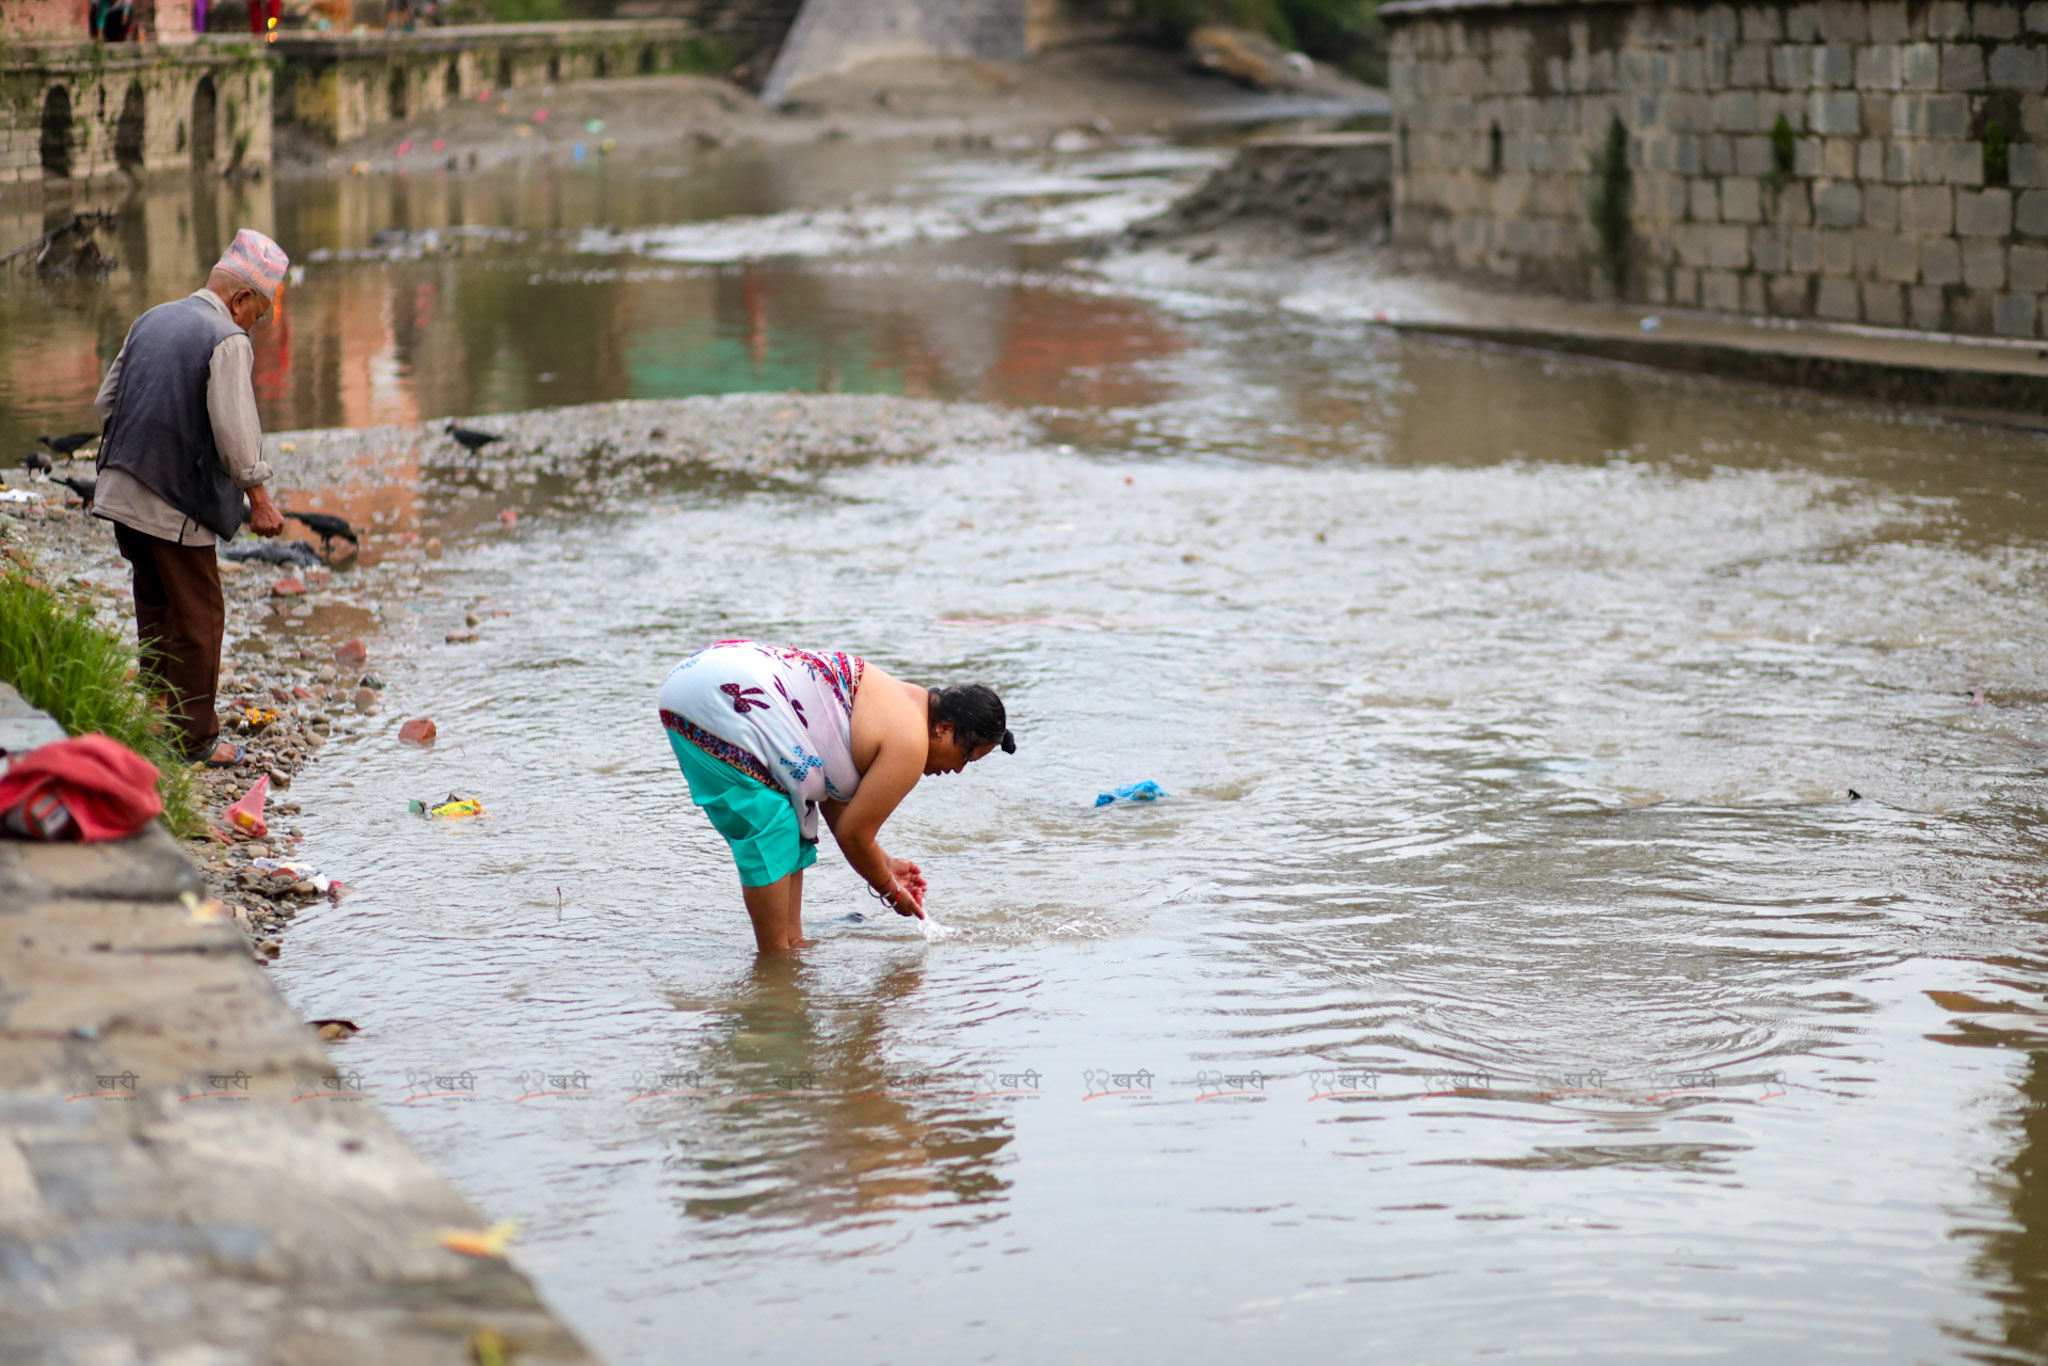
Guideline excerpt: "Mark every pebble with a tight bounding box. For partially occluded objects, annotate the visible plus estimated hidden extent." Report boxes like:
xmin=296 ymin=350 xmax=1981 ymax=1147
xmin=353 ymin=687 xmax=379 ymax=714
xmin=446 ymin=627 xmax=477 ymax=643
xmin=272 ymin=577 xmax=305 ymax=596
xmin=398 ymin=717 xmax=437 ymax=745
xmin=425 ymin=538 xmax=444 ymax=558
xmin=268 ymin=767 xmax=292 ymax=789
xmin=335 ymin=639 xmax=367 ymax=665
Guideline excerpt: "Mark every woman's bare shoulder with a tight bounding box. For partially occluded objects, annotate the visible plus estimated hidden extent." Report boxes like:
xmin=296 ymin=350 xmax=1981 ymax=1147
xmin=851 ymin=665 xmax=922 ymax=733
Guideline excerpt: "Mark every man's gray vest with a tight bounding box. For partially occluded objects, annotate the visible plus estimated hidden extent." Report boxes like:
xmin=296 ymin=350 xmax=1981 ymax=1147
xmin=97 ymin=294 xmax=247 ymax=541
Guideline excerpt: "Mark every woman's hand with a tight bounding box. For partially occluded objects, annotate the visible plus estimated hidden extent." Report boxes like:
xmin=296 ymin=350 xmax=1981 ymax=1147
xmin=885 ymin=856 xmax=926 ymax=917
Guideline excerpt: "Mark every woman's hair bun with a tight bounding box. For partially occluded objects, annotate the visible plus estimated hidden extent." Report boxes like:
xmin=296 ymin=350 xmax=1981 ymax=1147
xmin=930 ymin=684 xmax=1012 ymax=755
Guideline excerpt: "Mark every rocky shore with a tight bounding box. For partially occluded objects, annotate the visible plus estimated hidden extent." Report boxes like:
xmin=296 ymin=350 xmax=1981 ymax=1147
xmin=1 ymin=392 xmax=1031 ymax=959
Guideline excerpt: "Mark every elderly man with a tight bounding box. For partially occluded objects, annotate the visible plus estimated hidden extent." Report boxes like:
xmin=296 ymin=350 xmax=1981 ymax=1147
xmin=93 ymin=229 xmax=289 ymax=768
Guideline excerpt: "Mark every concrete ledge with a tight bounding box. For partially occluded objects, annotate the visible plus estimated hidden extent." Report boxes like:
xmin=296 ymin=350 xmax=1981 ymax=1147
xmin=0 ymin=696 xmax=598 ymax=1364
xmin=1381 ymin=0 xmax=1634 ymax=17
xmin=0 ymin=38 xmax=274 ymax=72
xmin=1391 ymin=317 xmax=2048 ymax=425
xmin=0 ymin=683 xmax=65 ymax=758
xmin=272 ymin=18 xmax=701 ymax=58
xmin=0 ymin=826 xmax=204 ymax=904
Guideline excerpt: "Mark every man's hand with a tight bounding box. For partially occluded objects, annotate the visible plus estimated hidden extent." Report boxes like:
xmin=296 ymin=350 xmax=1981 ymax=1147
xmin=245 ymin=485 xmax=285 ymax=537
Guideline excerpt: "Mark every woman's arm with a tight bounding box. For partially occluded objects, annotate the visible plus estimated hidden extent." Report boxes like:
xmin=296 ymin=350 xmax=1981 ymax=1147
xmin=821 ymin=738 xmax=925 ymax=914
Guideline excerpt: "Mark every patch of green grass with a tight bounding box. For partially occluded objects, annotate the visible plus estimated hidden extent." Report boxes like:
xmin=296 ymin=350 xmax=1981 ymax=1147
xmin=0 ymin=569 xmax=199 ymax=836
xmin=1985 ymin=120 xmax=2010 ymax=187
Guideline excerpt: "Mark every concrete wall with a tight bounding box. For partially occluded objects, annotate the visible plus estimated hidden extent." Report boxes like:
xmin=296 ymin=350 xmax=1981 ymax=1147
xmin=276 ymin=20 xmax=721 ymax=143
xmin=1385 ymin=0 xmax=2048 ymax=338
xmin=0 ymin=41 xmax=274 ymax=184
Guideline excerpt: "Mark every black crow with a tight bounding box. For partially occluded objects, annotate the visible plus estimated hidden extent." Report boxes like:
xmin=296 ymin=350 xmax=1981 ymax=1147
xmin=39 ymin=432 xmax=96 ymax=456
xmin=284 ymin=509 xmax=360 ymax=551
xmin=23 ymin=452 xmax=52 ymax=474
xmin=54 ymin=474 xmax=95 ymax=505
xmin=447 ymin=424 xmax=505 ymax=453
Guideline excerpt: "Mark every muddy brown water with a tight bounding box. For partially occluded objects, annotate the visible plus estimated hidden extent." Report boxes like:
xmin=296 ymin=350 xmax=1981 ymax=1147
xmin=10 ymin=143 xmax=2048 ymax=1363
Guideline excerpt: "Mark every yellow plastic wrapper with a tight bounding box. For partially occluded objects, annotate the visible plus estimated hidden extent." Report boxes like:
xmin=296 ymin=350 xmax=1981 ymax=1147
xmin=410 ymin=794 xmax=487 ymax=819
xmin=437 ymin=1217 xmax=518 ymax=1259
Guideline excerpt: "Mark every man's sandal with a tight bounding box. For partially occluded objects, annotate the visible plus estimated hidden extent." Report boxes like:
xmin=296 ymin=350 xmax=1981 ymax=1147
xmin=190 ymin=739 xmax=243 ymax=768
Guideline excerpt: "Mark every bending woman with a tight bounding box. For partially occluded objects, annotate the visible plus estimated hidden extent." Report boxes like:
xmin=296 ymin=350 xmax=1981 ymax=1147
xmin=659 ymin=641 xmax=1014 ymax=951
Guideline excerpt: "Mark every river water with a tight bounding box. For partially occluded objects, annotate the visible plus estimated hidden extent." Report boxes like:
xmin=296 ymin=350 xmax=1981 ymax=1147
xmin=11 ymin=139 xmax=2048 ymax=1362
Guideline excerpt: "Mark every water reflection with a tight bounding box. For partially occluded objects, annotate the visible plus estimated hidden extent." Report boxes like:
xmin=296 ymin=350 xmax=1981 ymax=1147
xmin=662 ymin=955 xmax=1012 ymax=1231
xmin=1971 ymin=1045 xmax=2048 ymax=1362
xmin=0 ymin=175 xmax=278 ymax=444
xmin=0 ymin=147 xmax=1197 ymax=450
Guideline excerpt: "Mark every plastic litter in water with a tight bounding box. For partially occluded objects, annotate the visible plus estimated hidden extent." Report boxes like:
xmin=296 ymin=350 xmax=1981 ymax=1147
xmin=409 ymin=793 xmax=487 ymax=819
xmin=1094 ymin=780 xmax=1166 ymax=807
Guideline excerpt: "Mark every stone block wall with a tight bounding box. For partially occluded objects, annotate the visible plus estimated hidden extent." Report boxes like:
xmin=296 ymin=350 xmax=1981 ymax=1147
xmin=1385 ymin=0 xmax=2048 ymax=337
xmin=0 ymin=43 xmax=274 ymax=184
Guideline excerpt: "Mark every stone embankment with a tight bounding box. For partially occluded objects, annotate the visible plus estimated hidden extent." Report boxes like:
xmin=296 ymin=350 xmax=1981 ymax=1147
xmin=1384 ymin=0 xmax=2048 ymax=342
xmin=1115 ymin=128 xmax=2048 ymax=424
xmin=0 ymin=679 xmax=598 ymax=1365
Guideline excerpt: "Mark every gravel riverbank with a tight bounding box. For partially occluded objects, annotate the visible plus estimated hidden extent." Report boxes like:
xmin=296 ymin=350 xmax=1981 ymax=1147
xmin=2 ymin=393 xmax=1032 ymax=957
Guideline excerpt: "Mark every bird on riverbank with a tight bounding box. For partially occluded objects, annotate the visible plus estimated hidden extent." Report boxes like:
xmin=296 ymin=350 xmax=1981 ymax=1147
xmin=54 ymin=474 xmax=95 ymax=506
xmin=38 ymin=432 xmax=96 ymax=456
xmin=22 ymin=452 xmax=52 ymax=474
xmin=284 ymin=509 xmax=359 ymax=553
xmin=446 ymin=424 xmax=505 ymax=454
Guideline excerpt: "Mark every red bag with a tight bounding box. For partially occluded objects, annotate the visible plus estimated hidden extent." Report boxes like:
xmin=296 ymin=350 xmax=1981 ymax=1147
xmin=0 ymin=735 xmax=162 ymax=842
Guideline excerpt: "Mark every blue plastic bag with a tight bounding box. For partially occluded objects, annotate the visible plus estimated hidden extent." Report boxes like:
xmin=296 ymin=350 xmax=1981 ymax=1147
xmin=1095 ymin=781 xmax=1166 ymax=807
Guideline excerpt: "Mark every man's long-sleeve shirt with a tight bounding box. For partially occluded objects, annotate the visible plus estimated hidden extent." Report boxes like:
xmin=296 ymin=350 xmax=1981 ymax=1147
xmin=92 ymin=288 xmax=272 ymax=547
